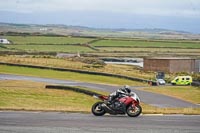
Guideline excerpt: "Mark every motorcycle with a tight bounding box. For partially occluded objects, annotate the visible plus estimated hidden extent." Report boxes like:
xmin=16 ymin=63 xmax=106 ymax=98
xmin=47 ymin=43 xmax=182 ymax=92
xmin=91 ymin=92 xmax=142 ymax=117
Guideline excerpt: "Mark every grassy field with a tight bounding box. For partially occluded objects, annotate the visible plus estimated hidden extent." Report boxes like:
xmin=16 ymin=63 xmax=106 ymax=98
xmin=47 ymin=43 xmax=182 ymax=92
xmin=5 ymin=36 xmax=94 ymax=44
xmin=0 ymin=56 xmax=199 ymax=82
xmin=0 ymin=80 xmax=97 ymax=112
xmin=97 ymin=47 xmax=200 ymax=57
xmin=92 ymin=39 xmax=200 ymax=48
xmin=0 ymin=46 xmax=8 ymax=51
xmin=4 ymin=44 xmax=94 ymax=53
xmin=1 ymin=35 xmax=199 ymax=114
xmin=0 ymin=56 xmax=155 ymax=80
xmin=1 ymin=35 xmax=200 ymax=57
xmin=2 ymin=36 xmax=95 ymax=53
xmin=98 ymin=47 xmax=200 ymax=53
xmin=0 ymin=80 xmax=199 ymax=114
xmin=0 ymin=65 xmax=145 ymax=86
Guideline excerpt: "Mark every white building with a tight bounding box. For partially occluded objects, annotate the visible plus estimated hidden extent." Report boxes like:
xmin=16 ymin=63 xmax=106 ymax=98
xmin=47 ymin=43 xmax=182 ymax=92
xmin=0 ymin=39 xmax=10 ymax=44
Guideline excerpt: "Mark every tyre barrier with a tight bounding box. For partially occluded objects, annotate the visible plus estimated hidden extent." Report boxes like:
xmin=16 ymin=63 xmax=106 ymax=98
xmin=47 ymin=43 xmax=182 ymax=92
xmin=45 ymin=85 xmax=101 ymax=96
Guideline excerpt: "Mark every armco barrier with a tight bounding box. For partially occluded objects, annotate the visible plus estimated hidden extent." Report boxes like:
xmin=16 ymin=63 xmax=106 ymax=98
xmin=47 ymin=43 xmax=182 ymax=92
xmin=0 ymin=62 xmax=155 ymax=84
xmin=45 ymin=85 xmax=100 ymax=96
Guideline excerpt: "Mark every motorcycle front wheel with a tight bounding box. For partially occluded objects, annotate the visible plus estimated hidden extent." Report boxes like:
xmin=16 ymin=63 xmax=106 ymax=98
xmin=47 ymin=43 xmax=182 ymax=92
xmin=91 ymin=102 xmax=106 ymax=116
xmin=126 ymin=104 xmax=142 ymax=117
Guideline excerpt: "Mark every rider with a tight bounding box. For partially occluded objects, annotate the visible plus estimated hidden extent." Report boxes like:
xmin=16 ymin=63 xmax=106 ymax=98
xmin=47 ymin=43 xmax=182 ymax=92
xmin=107 ymin=85 xmax=131 ymax=105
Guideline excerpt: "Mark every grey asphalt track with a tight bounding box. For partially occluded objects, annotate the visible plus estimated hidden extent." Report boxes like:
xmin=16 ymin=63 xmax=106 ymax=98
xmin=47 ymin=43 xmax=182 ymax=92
xmin=0 ymin=74 xmax=199 ymax=108
xmin=0 ymin=111 xmax=199 ymax=133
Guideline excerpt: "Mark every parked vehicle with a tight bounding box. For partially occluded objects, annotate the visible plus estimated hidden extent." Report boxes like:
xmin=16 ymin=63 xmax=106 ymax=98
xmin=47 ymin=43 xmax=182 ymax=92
xmin=171 ymin=76 xmax=192 ymax=85
xmin=156 ymin=79 xmax=166 ymax=85
xmin=91 ymin=92 xmax=142 ymax=117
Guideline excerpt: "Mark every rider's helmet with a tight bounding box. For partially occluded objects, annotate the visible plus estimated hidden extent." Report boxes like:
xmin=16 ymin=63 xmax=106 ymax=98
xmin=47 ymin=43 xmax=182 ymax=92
xmin=118 ymin=85 xmax=131 ymax=94
xmin=124 ymin=85 xmax=131 ymax=93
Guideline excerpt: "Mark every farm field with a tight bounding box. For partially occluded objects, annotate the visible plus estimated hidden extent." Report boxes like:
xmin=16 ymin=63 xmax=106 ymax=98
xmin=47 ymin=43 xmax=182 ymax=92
xmin=5 ymin=36 xmax=94 ymax=44
xmin=1 ymin=35 xmax=97 ymax=53
xmin=1 ymin=35 xmax=200 ymax=83
xmin=1 ymin=35 xmax=200 ymax=58
xmin=97 ymin=47 xmax=200 ymax=53
xmin=91 ymin=39 xmax=200 ymax=48
xmin=4 ymin=44 xmax=94 ymax=53
xmin=97 ymin=47 xmax=200 ymax=57
xmin=98 ymin=47 xmax=200 ymax=54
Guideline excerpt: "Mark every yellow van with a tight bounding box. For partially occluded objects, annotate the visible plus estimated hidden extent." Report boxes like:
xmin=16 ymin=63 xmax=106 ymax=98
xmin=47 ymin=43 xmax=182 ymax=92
xmin=171 ymin=76 xmax=192 ymax=85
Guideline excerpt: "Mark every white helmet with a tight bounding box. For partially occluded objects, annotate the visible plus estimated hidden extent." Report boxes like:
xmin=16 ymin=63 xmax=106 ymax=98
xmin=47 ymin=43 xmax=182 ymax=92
xmin=118 ymin=85 xmax=131 ymax=94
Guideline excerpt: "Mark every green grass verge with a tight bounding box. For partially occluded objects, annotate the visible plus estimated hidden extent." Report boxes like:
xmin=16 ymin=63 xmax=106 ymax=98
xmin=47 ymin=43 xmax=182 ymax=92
xmin=0 ymin=65 xmax=144 ymax=86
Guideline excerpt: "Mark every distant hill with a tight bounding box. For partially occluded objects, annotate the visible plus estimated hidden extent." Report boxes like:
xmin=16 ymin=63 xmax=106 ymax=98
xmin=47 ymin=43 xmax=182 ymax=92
xmin=0 ymin=22 xmax=199 ymax=40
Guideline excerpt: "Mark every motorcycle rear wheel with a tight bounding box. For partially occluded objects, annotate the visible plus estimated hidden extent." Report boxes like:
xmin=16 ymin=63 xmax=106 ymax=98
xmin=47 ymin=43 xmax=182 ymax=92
xmin=126 ymin=104 xmax=142 ymax=117
xmin=91 ymin=102 xmax=106 ymax=116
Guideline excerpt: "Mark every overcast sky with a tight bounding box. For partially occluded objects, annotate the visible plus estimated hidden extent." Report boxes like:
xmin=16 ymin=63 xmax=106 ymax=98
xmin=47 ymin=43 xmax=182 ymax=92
xmin=0 ymin=0 xmax=200 ymax=33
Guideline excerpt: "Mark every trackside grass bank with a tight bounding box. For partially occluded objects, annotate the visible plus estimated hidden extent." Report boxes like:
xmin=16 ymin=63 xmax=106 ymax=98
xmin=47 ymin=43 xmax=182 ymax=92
xmin=0 ymin=65 xmax=145 ymax=86
xmin=0 ymin=80 xmax=97 ymax=112
xmin=0 ymin=80 xmax=199 ymax=114
xmin=0 ymin=56 xmax=155 ymax=80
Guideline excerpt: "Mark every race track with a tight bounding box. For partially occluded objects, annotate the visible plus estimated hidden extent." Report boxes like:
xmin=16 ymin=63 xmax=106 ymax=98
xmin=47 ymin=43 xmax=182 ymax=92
xmin=0 ymin=111 xmax=199 ymax=133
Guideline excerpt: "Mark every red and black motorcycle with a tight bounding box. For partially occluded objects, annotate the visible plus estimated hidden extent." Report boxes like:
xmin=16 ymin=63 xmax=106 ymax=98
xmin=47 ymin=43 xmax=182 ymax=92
xmin=91 ymin=92 xmax=142 ymax=117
